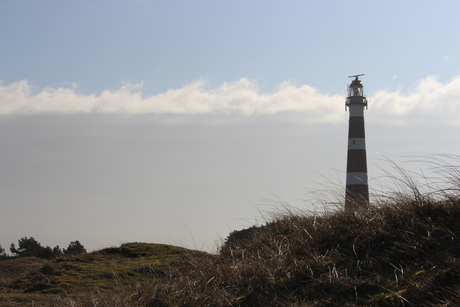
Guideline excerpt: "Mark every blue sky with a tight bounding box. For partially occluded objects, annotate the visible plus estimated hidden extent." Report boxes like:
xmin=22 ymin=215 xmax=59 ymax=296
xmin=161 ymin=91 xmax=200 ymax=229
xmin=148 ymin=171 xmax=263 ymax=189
xmin=3 ymin=0 xmax=459 ymax=95
xmin=1 ymin=1 xmax=460 ymax=252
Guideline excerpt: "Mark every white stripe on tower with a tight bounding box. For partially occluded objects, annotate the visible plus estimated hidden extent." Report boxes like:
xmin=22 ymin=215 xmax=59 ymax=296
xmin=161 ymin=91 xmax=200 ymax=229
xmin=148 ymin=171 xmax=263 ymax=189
xmin=345 ymin=75 xmax=369 ymax=210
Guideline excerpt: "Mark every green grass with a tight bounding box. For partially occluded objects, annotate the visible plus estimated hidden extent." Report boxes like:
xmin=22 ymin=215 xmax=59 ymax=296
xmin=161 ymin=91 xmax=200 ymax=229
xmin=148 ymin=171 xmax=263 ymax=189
xmin=0 ymin=243 xmax=212 ymax=306
xmin=4 ymin=203 xmax=460 ymax=306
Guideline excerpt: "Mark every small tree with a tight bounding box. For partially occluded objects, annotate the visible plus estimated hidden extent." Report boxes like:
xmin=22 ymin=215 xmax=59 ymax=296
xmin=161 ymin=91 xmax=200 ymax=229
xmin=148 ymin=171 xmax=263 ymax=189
xmin=10 ymin=237 xmax=63 ymax=259
xmin=63 ymin=240 xmax=86 ymax=256
xmin=0 ymin=244 xmax=6 ymax=256
xmin=10 ymin=237 xmax=43 ymax=258
xmin=53 ymin=245 xmax=63 ymax=257
xmin=0 ymin=244 xmax=8 ymax=260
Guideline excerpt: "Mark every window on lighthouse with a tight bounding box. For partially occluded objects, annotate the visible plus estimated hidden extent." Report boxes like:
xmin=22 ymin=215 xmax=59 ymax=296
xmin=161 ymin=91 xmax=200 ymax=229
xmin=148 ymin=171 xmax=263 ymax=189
xmin=349 ymin=87 xmax=363 ymax=97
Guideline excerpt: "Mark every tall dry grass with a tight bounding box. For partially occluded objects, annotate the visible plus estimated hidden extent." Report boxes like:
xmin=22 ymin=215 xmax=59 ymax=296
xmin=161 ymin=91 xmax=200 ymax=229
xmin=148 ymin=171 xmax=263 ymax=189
xmin=65 ymin=156 xmax=460 ymax=306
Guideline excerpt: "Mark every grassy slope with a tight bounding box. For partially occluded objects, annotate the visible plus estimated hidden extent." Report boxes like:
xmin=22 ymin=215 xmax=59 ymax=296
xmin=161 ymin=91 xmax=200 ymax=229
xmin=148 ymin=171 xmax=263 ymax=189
xmin=2 ymin=200 xmax=460 ymax=306
xmin=86 ymin=199 xmax=460 ymax=306
xmin=0 ymin=243 xmax=213 ymax=306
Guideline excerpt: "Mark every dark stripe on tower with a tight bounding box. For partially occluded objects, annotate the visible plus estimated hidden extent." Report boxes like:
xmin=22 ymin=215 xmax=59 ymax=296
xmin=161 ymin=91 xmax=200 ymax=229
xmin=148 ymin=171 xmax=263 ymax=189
xmin=348 ymin=117 xmax=365 ymax=138
xmin=346 ymin=150 xmax=367 ymax=172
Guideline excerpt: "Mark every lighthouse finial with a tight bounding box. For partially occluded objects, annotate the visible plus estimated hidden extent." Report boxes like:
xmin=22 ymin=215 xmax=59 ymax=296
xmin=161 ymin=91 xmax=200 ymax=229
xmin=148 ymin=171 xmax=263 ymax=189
xmin=348 ymin=74 xmax=365 ymax=81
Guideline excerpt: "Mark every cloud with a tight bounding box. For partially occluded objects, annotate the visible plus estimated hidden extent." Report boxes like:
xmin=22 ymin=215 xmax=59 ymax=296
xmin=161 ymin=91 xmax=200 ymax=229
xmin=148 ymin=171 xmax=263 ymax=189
xmin=0 ymin=78 xmax=342 ymax=122
xmin=370 ymin=75 xmax=460 ymax=125
xmin=2 ymin=76 xmax=460 ymax=125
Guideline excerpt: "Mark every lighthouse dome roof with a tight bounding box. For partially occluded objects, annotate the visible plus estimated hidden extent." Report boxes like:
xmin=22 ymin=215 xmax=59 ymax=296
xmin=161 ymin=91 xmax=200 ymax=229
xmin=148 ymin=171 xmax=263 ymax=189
xmin=350 ymin=79 xmax=363 ymax=88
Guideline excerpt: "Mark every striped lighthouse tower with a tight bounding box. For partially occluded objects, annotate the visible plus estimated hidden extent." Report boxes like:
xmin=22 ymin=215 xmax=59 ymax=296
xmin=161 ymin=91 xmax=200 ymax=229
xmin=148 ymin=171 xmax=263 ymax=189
xmin=345 ymin=74 xmax=369 ymax=211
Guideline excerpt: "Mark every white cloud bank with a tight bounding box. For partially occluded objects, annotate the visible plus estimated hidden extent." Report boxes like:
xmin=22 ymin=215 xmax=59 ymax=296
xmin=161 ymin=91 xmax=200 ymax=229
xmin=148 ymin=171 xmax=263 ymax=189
xmin=370 ymin=75 xmax=460 ymax=124
xmin=0 ymin=79 xmax=341 ymax=121
xmin=1 ymin=76 xmax=460 ymax=125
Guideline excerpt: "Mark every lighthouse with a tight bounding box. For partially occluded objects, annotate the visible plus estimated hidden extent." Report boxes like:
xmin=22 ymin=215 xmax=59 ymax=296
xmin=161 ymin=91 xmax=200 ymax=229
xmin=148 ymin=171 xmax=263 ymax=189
xmin=345 ymin=74 xmax=369 ymax=210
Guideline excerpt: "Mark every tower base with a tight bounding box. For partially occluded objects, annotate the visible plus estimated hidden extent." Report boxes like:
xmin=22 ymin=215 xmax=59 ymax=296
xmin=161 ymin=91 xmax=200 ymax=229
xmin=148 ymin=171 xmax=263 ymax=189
xmin=345 ymin=184 xmax=369 ymax=211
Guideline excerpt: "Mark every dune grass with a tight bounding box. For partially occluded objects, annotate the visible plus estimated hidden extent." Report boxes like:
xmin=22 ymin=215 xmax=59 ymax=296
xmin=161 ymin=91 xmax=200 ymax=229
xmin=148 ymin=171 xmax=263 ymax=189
xmin=87 ymin=199 xmax=459 ymax=307
xmin=0 ymin=243 xmax=211 ymax=306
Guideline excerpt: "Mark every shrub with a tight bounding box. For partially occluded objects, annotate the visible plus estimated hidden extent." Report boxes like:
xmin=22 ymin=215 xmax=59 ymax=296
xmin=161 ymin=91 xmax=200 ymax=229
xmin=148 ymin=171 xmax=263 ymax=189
xmin=9 ymin=237 xmax=86 ymax=259
xmin=0 ymin=244 xmax=9 ymax=260
xmin=63 ymin=240 xmax=86 ymax=256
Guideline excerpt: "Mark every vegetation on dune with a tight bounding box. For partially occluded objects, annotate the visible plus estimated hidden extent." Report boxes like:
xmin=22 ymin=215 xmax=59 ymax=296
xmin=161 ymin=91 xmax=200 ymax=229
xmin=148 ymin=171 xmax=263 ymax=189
xmin=4 ymin=237 xmax=86 ymax=260
xmin=2 ymin=156 xmax=460 ymax=306
xmin=79 ymin=200 xmax=459 ymax=307
xmin=0 ymin=245 xmax=7 ymax=261
xmin=5 ymin=201 xmax=459 ymax=306
xmin=0 ymin=243 xmax=209 ymax=306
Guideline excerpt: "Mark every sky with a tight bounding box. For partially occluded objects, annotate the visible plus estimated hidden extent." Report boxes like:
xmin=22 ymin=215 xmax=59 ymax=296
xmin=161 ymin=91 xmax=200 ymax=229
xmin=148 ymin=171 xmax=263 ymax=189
xmin=1 ymin=0 xmax=460 ymax=253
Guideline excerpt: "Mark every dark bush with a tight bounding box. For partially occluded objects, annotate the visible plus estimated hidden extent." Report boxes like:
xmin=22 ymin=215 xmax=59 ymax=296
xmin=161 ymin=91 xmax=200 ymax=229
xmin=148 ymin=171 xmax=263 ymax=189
xmin=63 ymin=241 xmax=86 ymax=256
xmin=10 ymin=237 xmax=86 ymax=259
